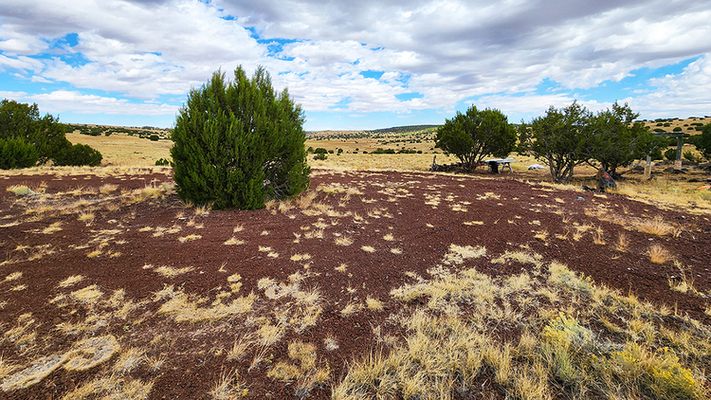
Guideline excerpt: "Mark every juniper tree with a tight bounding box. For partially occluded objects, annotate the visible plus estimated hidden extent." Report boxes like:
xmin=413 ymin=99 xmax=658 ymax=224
xmin=170 ymin=66 xmax=310 ymax=210
xmin=434 ymin=105 xmax=517 ymax=171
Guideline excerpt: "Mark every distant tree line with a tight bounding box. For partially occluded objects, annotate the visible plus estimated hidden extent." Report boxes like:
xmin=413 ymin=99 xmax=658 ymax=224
xmin=0 ymin=100 xmax=102 ymax=169
xmin=71 ymin=124 xmax=171 ymax=141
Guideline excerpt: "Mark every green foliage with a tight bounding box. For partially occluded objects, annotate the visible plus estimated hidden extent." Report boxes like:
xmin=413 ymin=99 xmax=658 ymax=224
xmin=696 ymin=124 xmax=711 ymax=160
xmin=149 ymin=134 xmax=159 ymax=141
xmin=664 ymin=148 xmax=677 ymax=161
xmin=0 ymin=99 xmax=101 ymax=167
xmin=434 ymin=105 xmax=516 ymax=170
xmin=171 ymin=66 xmax=310 ymax=210
xmin=53 ymin=144 xmax=103 ymax=167
xmin=314 ymin=147 xmax=327 ymax=154
xmin=519 ymin=101 xmax=591 ymax=184
xmin=155 ymin=158 xmax=171 ymax=166
xmin=672 ymin=127 xmax=682 ymax=132
xmin=683 ymin=150 xmax=702 ymax=164
xmin=0 ymin=137 xmax=39 ymax=169
xmin=520 ymin=102 xmax=663 ymax=181
xmin=587 ymin=103 xmax=663 ymax=177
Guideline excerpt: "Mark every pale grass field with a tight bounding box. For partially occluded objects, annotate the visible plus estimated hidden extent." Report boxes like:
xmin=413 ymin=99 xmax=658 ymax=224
xmin=66 ymin=131 xmax=172 ymax=166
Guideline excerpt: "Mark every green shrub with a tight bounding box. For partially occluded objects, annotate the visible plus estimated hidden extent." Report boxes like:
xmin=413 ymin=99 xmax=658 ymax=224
xmin=170 ymin=66 xmax=309 ymax=210
xmin=672 ymin=127 xmax=682 ymax=132
xmin=436 ymin=105 xmax=517 ymax=171
xmin=683 ymin=150 xmax=701 ymax=164
xmin=695 ymin=124 xmax=711 ymax=159
xmin=0 ymin=137 xmax=39 ymax=169
xmin=0 ymin=99 xmax=75 ymax=165
xmin=664 ymin=148 xmax=677 ymax=161
xmin=155 ymin=158 xmax=171 ymax=166
xmin=54 ymin=144 xmax=103 ymax=166
xmin=149 ymin=134 xmax=159 ymax=141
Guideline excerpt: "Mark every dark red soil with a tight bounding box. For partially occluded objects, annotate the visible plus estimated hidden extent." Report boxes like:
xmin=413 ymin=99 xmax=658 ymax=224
xmin=1 ymin=168 xmax=709 ymax=399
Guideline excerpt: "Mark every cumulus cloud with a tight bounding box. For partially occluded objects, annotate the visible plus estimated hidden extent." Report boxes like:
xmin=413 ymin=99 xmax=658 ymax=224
xmin=27 ymin=90 xmax=178 ymax=116
xmin=0 ymin=0 xmax=710 ymax=126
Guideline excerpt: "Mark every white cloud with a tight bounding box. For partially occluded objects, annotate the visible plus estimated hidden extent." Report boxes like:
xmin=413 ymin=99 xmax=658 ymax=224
xmin=626 ymin=55 xmax=711 ymax=118
xmin=26 ymin=90 xmax=178 ymax=116
xmin=0 ymin=0 xmax=710 ymax=126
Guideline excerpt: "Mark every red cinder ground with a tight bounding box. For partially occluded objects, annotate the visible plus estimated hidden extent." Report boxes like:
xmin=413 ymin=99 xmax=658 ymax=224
xmin=0 ymin=168 xmax=709 ymax=399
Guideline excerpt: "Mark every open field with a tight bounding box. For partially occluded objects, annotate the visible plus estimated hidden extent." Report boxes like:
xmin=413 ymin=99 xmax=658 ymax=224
xmin=1 ymin=164 xmax=710 ymax=399
xmin=1 ymin=123 xmax=710 ymax=399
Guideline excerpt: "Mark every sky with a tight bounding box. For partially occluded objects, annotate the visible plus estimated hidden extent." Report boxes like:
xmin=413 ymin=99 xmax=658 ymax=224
xmin=1 ymin=0 xmax=710 ymax=131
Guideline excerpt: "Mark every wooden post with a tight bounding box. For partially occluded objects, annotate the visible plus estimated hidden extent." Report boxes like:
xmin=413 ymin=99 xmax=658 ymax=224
xmin=644 ymin=154 xmax=651 ymax=179
xmin=674 ymin=136 xmax=683 ymax=170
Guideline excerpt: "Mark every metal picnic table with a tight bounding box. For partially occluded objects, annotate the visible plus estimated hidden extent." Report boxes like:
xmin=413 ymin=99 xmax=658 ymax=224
xmin=484 ymin=158 xmax=515 ymax=173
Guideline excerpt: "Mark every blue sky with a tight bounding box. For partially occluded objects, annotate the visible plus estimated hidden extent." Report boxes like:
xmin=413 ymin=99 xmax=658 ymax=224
xmin=1 ymin=0 xmax=710 ymax=131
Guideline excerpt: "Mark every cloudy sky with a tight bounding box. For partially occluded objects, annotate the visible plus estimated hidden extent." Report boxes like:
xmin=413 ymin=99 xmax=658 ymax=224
xmin=1 ymin=0 xmax=710 ymax=131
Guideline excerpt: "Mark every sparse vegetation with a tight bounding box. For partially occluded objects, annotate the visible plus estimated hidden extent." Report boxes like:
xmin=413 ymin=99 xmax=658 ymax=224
xmin=0 ymin=124 xmax=709 ymax=400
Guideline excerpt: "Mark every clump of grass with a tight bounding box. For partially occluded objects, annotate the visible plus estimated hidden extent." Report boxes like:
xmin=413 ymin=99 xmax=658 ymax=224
xmin=365 ymin=297 xmax=383 ymax=311
xmin=636 ymin=215 xmax=682 ymax=237
xmin=668 ymin=261 xmax=702 ymax=296
xmin=441 ymin=244 xmax=486 ymax=266
xmin=224 ymin=236 xmax=244 ymax=245
xmin=361 ymin=245 xmax=376 ymax=253
xmin=42 ymin=222 xmax=63 ymax=234
xmin=647 ymin=244 xmax=673 ymax=264
xmin=291 ymin=253 xmax=312 ymax=262
xmin=154 ymin=265 xmax=195 ymax=278
xmin=77 ymin=211 xmax=95 ymax=222
xmin=592 ymin=226 xmax=605 ymax=245
xmin=4 ymin=271 xmax=22 ymax=282
xmin=335 ymin=236 xmax=354 ymax=246
xmin=210 ymin=371 xmax=248 ymax=399
xmin=615 ymin=232 xmax=629 ymax=252
xmin=178 ymin=234 xmax=201 ymax=243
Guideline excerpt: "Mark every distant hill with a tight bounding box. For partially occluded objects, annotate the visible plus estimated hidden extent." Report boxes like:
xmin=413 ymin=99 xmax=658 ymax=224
xmin=365 ymin=125 xmax=440 ymax=134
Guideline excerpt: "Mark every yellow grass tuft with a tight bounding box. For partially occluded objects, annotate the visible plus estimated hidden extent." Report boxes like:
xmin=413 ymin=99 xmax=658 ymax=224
xmin=210 ymin=371 xmax=249 ymax=399
xmin=224 ymin=236 xmax=244 ymax=245
xmin=4 ymin=271 xmax=22 ymax=282
xmin=70 ymin=285 xmax=103 ymax=305
xmin=154 ymin=265 xmax=194 ymax=277
xmin=361 ymin=245 xmax=376 ymax=253
xmin=291 ymin=253 xmax=312 ymax=262
xmin=178 ymin=234 xmax=201 ymax=243
xmin=335 ymin=236 xmax=354 ymax=246
xmin=647 ymin=244 xmax=673 ymax=264
xmin=366 ymin=297 xmax=384 ymax=311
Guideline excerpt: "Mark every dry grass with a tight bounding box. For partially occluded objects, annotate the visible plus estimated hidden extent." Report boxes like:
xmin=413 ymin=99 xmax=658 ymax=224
xmin=335 ymin=236 xmax=354 ymax=246
xmin=647 ymin=244 xmax=673 ymax=264
xmin=336 ymin=248 xmax=709 ymax=400
xmin=224 ymin=236 xmax=245 ymax=245
xmin=210 ymin=371 xmax=248 ymax=399
xmin=615 ymin=232 xmax=629 ymax=252
xmin=361 ymin=245 xmax=376 ymax=253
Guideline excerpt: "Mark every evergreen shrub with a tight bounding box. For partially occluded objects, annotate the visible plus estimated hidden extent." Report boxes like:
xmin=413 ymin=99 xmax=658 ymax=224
xmin=170 ymin=67 xmax=310 ymax=210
